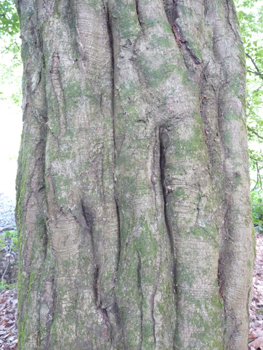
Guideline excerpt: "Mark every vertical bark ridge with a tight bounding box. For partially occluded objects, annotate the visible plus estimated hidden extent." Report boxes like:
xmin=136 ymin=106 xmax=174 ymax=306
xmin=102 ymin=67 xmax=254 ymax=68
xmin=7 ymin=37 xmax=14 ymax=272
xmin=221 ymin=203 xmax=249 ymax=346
xmin=164 ymin=0 xmax=254 ymax=348
xmin=15 ymin=1 xmax=56 ymax=348
xmin=108 ymin=0 xmax=177 ymax=348
xmin=22 ymin=0 xmax=118 ymax=348
xmin=211 ymin=0 xmax=254 ymax=347
xmin=162 ymin=0 xmax=226 ymax=348
xmin=199 ymin=60 xmax=228 ymax=343
xmin=161 ymin=112 xmax=224 ymax=349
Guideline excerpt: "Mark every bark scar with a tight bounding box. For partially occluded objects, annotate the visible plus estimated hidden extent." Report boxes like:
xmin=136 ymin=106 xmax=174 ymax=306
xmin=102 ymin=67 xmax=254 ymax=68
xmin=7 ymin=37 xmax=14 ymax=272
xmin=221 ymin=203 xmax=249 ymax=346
xmin=171 ymin=24 xmax=182 ymax=48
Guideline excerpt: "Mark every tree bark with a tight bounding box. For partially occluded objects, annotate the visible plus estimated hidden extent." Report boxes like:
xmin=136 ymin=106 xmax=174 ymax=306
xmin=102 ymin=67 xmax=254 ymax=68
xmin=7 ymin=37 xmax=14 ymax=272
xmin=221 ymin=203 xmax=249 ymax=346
xmin=15 ymin=0 xmax=254 ymax=349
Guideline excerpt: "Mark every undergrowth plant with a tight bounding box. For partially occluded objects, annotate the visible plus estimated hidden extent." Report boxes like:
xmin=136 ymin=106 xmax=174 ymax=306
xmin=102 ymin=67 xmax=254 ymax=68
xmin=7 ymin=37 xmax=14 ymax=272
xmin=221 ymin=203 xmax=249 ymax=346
xmin=0 ymin=230 xmax=18 ymax=290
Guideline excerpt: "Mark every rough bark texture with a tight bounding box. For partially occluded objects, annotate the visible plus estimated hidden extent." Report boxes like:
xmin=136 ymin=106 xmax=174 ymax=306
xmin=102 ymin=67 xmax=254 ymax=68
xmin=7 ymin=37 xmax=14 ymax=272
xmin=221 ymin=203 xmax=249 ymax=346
xmin=15 ymin=0 xmax=254 ymax=349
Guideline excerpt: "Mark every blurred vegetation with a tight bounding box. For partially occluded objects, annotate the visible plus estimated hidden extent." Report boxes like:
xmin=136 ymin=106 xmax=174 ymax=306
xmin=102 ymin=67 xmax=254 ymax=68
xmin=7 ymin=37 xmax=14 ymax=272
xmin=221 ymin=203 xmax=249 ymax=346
xmin=0 ymin=230 xmax=18 ymax=290
xmin=0 ymin=0 xmax=19 ymax=36
xmin=0 ymin=0 xmax=21 ymax=104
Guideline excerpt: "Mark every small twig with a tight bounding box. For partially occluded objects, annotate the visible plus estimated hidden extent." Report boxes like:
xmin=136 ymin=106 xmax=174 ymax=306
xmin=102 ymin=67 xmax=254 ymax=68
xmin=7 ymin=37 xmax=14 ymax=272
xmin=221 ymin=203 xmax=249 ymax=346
xmin=247 ymin=69 xmax=263 ymax=76
xmin=250 ymin=155 xmax=263 ymax=164
xmin=247 ymin=126 xmax=263 ymax=141
xmin=252 ymin=161 xmax=263 ymax=191
xmin=246 ymin=53 xmax=263 ymax=81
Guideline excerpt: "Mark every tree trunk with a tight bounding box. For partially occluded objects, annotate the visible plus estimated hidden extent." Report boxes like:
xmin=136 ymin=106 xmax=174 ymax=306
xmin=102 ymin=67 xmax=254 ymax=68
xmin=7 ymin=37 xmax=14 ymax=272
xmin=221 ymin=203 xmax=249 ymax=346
xmin=15 ymin=0 xmax=254 ymax=349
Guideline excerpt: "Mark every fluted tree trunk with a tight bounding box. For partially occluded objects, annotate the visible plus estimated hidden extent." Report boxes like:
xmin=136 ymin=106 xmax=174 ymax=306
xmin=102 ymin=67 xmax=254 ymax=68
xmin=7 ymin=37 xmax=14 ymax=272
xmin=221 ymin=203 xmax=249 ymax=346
xmin=15 ymin=0 xmax=254 ymax=349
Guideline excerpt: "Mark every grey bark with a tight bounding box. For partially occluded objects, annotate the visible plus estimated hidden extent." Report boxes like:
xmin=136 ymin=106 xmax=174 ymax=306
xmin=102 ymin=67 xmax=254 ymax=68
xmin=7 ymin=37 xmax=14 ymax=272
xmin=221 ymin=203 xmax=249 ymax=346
xmin=15 ymin=0 xmax=254 ymax=349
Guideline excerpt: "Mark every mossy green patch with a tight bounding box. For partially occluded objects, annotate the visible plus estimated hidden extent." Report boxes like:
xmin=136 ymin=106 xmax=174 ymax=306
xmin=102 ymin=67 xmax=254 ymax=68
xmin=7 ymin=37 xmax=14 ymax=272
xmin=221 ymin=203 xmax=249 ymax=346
xmin=138 ymin=58 xmax=176 ymax=88
xmin=224 ymin=110 xmax=242 ymax=122
xmin=142 ymin=322 xmax=155 ymax=347
xmin=112 ymin=1 xmax=140 ymax=40
xmin=64 ymin=80 xmax=82 ymax=102
xmin=177 ymin=265 xmax=195 ymax=288
xmin=150 ymin=34 xmax=174 ymax=49
xmin=172 ymin=187 xmax=186 ymax=201
xmin=143 ymin=17 xmax=173 ymax=34
xmin=190 ymin=225 xmax=218 ymax=242
xmin=222 ymin=130 xmax=232 ymax=147
xmin=119 ymin=81 xmax=137 ymax=99
xmin=233 ymin=171 xmax=242 ymax=188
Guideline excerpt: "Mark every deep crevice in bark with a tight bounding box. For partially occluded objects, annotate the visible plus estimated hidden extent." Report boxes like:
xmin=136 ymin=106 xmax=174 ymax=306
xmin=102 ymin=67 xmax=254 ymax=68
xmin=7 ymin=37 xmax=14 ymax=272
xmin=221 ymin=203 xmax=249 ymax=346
xmin=159 ymin=128 xmax=174 ymax=257
xmin=225 ymin=0 xmax=238 ymax=40
xmin=164 ymin=0 xmax=202 ymax=66
xmin=115 ymin=199 xmax=121 ymax=277
xmin=135 ymin=0 xmax=143 ymax=29
xmin=106 ymin=5 xmax=123 ymax=343
xmin=98 ymin=304 xmax=113 ymax=344
xmin=81 ymin=201 xmax=99 ymax=306
xmin=94 ymin=265 xmax=100 ymax=305
xmin=159 ymin=127 xmax=177 ymax=296
xmin=151 ymin=128 xmax=159 ymax=225
xmin=106 ymin=0 xmax=121 ymax=293
xmin=163 ymin=0 xmax=181 ymax=50
xmin=163 ymin=0 xmax=179 ymax=25
xmin=180 ymin=37 xmax=203 ymax=65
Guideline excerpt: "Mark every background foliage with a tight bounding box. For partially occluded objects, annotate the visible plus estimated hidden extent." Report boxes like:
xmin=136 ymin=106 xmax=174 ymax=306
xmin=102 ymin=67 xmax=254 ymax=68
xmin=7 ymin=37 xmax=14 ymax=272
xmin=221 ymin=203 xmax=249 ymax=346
xmin=0 ymin=0 xmax=19 ymax=36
